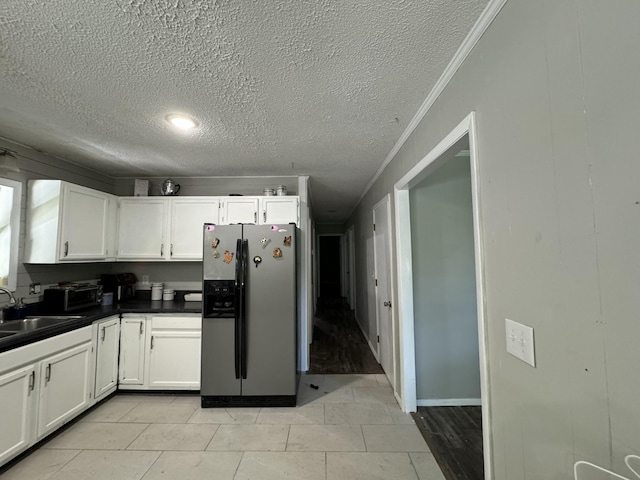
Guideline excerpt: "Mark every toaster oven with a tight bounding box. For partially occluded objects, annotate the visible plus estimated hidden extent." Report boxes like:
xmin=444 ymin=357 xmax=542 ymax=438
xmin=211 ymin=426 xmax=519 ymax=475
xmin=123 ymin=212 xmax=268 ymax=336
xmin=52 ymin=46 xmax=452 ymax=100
xmin=42 ymin=284 xmax=100 ymax=313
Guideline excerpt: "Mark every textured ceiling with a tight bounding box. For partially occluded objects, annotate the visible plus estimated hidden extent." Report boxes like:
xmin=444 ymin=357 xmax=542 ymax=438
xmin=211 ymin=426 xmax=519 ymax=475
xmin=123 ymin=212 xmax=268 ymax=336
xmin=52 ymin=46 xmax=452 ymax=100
xmin=0 ymin=0 xmax=488 ymax=222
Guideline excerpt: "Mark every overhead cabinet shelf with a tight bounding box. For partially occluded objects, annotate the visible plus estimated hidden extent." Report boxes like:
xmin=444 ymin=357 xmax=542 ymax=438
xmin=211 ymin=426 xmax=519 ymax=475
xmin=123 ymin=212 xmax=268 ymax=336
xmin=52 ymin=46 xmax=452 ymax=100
xmin=24 ymin=180 xmax=300 ymax=264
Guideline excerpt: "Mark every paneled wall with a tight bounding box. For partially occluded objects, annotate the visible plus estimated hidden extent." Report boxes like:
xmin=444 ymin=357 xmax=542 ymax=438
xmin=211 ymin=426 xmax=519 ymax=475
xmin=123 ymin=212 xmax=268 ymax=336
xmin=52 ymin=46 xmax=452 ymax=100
xmin=347 ymin=1 xmax=640 ymax=477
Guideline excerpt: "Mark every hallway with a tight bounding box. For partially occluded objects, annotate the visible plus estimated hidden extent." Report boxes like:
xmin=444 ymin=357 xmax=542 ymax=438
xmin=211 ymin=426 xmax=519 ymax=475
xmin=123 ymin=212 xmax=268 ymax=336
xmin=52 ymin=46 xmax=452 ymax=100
xmin=309 ymin=297 xmax=383 ymax=375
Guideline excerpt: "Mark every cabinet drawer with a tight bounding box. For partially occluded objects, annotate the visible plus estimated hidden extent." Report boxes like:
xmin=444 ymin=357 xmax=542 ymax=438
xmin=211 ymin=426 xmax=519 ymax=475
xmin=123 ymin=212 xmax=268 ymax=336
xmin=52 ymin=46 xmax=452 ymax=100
xmin=151 ymin=315 xmax=201 ymax=330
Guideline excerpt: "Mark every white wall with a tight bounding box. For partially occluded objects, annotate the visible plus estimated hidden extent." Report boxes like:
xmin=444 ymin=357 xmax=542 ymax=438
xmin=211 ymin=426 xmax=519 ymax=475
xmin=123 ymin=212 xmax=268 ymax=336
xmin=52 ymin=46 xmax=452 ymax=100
xmin=410 ymin=156 xmax=480 ymax=402
xmin=347 ymin=0 xmax=640 ymax=477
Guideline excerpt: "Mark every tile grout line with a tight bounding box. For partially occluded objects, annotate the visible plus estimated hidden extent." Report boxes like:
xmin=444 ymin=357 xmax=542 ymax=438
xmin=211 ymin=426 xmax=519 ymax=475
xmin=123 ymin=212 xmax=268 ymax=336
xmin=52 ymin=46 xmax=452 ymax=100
xmin=137 ymin=450 xmax=163 ymax=480
xmin=202 ymin=423 xmax=221 ymax=451
xmin=123 ymin=423 xmax=152 ymax=451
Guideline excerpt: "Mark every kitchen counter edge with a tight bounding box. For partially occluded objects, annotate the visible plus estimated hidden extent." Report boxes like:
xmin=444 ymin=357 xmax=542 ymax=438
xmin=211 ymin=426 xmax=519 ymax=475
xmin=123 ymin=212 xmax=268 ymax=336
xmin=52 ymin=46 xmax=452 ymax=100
xmin=0 ymin=300 xmax=202 ymax=354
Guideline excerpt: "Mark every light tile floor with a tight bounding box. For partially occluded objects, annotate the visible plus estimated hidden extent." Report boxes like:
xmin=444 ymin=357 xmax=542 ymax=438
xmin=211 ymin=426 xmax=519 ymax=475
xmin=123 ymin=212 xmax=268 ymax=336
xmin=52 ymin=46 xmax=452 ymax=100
xmin=1 ymin=374 xmax=445 ymax=480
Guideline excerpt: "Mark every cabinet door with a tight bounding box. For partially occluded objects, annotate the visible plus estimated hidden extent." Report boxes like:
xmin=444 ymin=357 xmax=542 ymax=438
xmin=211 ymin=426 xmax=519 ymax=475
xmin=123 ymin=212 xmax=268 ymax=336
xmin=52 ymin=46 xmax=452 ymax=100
xmin=119 ymin=316 xmax=147 ymax=385
xmin=148 ymin=331 xmax=201 ymax=389
xmin=59 ymin=184 xmax=109 ymax=260
xmin=260 ymin=197 xmax=299 ymax=225
xmin=170 ymin=198 xmax=220 ymax=260
xmin=94 ymin=317 xmax=120 ymax=400
xmin=104 ymin=194 xmax=119 ymax=260
xmin=38 ymin=342 xmax=92 ymax=438
xmin=0 ymin=365 xmax=36 ymax=464
xmin=221 ymin=197 xmax=259 ymax=224
xmin=117 ymin=198 xmax=168 ymax=259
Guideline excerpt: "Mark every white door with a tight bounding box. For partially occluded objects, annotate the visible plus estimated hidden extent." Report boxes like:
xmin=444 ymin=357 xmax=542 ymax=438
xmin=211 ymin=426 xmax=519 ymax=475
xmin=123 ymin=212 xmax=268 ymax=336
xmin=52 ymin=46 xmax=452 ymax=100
xmin=221 ymin=197 xmax=259 ymax=224
xmin=0 ymin=365 xmax=36 ymax=464
xmin=148 ymin=331 xmax=201 ymax=389
xmin=118 ymin=198 xmax=168 ymax=259
xmin=94 ymin=317 xmax=120 ymax=399
xmin=38 ymin=342 xmax=92 ymax=438
xmin=259 ymin=197 xmax=299 ymax=225
xmin=373 ymin=197 xmax=393 ymax=382
xmin=59 ymin=184 xmax=109 ymax=260
xmin=119 ymin=316 xmax=147 ymax=385
xmin=170 ymin=198 xmax=219 ymax=259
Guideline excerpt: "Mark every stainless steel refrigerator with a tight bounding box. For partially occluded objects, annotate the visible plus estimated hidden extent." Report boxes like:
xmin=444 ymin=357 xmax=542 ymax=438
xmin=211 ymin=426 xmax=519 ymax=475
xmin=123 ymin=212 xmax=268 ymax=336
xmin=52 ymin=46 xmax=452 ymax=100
xmin=200 ymin=223 xmax=298 ymax=407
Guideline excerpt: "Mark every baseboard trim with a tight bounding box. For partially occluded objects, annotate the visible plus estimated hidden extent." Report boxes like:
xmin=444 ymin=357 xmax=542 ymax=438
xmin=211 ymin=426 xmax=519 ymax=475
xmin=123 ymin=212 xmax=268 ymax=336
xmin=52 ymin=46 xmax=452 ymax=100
xmin=417 ymin=398 xmax=482 ymax=407
xmin=354 ymin=314 xmax=379 ymax=362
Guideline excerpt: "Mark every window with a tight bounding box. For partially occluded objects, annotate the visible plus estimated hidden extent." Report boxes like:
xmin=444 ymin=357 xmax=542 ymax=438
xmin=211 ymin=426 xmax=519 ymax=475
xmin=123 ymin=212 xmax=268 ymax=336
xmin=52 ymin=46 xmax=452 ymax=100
xmin=0 ymin=178 xmax=22 ymax=291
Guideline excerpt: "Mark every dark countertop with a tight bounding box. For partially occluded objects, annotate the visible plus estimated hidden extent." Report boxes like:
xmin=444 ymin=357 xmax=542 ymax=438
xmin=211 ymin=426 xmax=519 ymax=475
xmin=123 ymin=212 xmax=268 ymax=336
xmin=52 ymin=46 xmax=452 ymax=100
xmin=0 ymin=299 xmax=202 ymax=354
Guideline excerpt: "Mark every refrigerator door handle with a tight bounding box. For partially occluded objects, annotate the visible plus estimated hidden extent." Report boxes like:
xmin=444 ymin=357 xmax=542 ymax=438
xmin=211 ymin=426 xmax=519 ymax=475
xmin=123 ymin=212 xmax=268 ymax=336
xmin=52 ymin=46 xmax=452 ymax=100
xmin=241 ymin=238 xmax=249 ymax=379
xmin=234 ymin=238 xmax=243 ymax=379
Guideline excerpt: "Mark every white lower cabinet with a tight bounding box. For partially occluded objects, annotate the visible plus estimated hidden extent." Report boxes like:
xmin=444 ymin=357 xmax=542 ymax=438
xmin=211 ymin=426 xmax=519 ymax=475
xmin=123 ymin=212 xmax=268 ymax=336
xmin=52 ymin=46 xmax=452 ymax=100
xmin=94 ymin=316 xmax=120 ymax=400
xmin=37 ymin=341 xmax=93 ymax=439
xmin=0 ymin=326 xmax=93 ymax=468
xmin=118 ymin=314 xmax=201 ymax=391
xmin=148 ymin=315 xmax=201 ymax=390
xmin=0 ymin=364 xmax=37 ymax=465
xmin=119 ymin=315 xmax=147 ymax=386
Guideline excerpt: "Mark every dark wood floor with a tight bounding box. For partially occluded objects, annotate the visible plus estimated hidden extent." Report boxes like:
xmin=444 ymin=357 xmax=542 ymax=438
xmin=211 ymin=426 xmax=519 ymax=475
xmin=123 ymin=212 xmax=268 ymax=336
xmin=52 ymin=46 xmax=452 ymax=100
xmin=308 ymin=297 xmax=384 ymax=374
xmin=412 ymin=406 xmax=484 ymax=480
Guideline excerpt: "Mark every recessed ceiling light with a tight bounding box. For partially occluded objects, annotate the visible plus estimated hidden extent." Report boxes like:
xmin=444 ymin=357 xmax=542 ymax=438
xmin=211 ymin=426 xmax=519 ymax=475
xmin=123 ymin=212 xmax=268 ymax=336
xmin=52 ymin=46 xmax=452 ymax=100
xmin=166 ymin=114 xmax=199 ymax=131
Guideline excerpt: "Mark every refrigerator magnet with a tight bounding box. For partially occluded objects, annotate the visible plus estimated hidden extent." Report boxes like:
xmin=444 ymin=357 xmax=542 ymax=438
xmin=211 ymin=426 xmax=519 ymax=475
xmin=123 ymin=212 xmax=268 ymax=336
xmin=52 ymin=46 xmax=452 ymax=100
xmin=260 ymin=237 xmax=271 ymax=249
xmin=212 ymin=250 xmax=220 ymax=259
xmin=211 ymin=237 xmax=220 ymax=248
xmin=253 ymin=256 xmax=262 ymax=268
xmin=271 ymin=225 xmax=279 ymax=231
xmin=273 ymin=247 xmax=283 ymax=259
xmin=283 ymin=235 xmax=292 ymax=247
xmin=223 ymin=250 xmax=234 ymax=263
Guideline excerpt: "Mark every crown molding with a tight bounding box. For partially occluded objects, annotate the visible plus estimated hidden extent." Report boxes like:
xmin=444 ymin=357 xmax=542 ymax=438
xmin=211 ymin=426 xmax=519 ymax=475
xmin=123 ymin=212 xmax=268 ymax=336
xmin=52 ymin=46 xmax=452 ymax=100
xmin=352 ymin=0 xmax=509 ymax=216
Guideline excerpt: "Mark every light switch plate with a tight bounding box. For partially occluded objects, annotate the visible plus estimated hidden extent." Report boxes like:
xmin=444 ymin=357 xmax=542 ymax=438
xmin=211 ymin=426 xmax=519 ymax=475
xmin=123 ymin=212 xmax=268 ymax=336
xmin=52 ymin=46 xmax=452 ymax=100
xmin=505 ymin=318 xmax=536 ymax=367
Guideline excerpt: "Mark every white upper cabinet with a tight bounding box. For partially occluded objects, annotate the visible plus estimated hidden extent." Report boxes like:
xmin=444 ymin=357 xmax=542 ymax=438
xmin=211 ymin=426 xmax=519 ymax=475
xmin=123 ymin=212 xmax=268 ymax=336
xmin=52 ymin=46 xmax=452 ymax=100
xmin=170 ymin=198 xmax=219 ymax=260
xmin=259 ymin=196 xmax=299 ymax=225
xmin=25 ymin=180 xmax=116 ymax=263
xmin=117 ymin=198 xmax=169 ymax=260
xmin=220 ymin=197 xmax=259 ymax=224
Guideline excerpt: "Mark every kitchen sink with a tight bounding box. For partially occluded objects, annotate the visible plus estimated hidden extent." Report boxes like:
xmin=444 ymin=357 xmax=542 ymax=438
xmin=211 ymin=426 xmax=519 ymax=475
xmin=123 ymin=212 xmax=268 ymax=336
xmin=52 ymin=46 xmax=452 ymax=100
xmin=0 ymin=315 xmax=86 ymax=332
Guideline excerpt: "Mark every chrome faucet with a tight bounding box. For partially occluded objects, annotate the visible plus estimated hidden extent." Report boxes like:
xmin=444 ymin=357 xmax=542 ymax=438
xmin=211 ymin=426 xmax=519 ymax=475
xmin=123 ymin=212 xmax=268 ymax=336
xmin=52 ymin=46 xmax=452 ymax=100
xmin=0 ymin=287 xmax=17 ymax=305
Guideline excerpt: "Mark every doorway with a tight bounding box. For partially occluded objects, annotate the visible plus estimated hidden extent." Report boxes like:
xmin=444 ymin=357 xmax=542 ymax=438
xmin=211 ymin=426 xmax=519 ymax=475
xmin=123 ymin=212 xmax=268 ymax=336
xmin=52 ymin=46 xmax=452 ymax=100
xmin=309 ymin=232 xmax=383 ymax=374
xmin=394 ymin=113 xmax=492 ymax=478
xmin=318 ymin=235 xmax=341 ymax=298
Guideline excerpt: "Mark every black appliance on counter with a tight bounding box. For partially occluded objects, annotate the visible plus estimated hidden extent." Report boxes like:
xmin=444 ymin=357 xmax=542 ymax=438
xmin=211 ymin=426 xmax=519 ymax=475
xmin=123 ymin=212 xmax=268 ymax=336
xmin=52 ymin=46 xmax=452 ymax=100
xmin=101 ymin=273 xmax=137 ymax=302
xmin=43 ymin=284 xmax=100 ymax=313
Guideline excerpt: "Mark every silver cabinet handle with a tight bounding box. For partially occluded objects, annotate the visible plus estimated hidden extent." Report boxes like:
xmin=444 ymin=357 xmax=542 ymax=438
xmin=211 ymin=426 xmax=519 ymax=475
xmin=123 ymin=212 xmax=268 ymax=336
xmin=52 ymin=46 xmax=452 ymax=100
xmin=263 ymin=210 xmax=266 ymax=222
xmin=383 ymin=301 xmax=392 ymax=308
xmin=64 ymin=241 xmax=69 ymax=257
xmin=101 ymin=326 xmax=106 ymax=342
xmin=139 ymin=322 xmax=144 ymax=335
xmin=254 ymin=211 xmax=257 ymax=223
xmin=160 ymin=244 xmax=164 ymax=256
xmin=170 ymin=244 xmax=173 ymax=257
xmin=45 ymin=363 xmax=51 ymax=383
xmin=150 ymin=336 xmax=154 ymax=350
xmin=29 ymin=371 xmax=35 ymax=391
